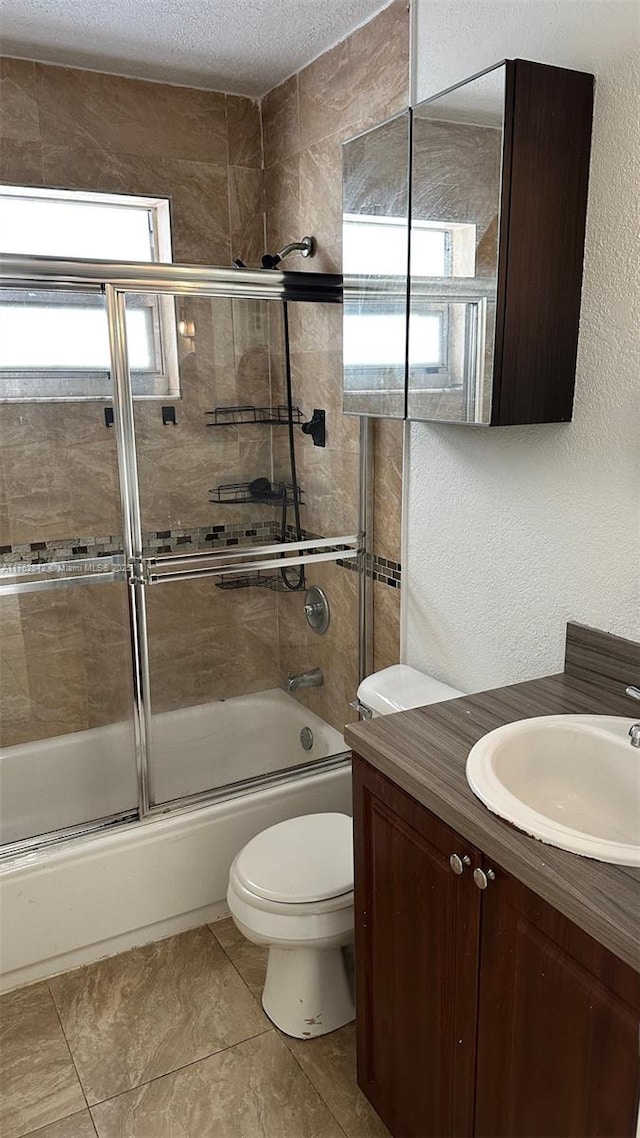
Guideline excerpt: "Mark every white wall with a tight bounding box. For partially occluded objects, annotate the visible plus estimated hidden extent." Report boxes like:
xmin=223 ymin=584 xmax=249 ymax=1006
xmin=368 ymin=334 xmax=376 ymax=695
xmin=403 ymin=0 xmax=640 ymax=692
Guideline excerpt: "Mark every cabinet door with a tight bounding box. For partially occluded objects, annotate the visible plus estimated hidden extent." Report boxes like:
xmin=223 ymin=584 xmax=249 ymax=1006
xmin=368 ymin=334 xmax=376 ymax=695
xmin=352 ymin=755 xmax=481 ymax=1137
xmin=475 ymin=866 xmax=640 ymax=1138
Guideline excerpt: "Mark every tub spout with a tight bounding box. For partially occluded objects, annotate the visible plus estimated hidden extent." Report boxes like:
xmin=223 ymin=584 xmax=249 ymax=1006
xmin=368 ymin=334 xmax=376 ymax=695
xmin=287 ymin=668 xmax=323 ymax=693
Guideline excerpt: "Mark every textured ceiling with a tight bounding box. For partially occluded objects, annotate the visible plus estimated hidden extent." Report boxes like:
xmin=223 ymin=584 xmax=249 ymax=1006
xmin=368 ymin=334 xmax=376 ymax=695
xmin=0 ymin=0 xmax=393 ymax=97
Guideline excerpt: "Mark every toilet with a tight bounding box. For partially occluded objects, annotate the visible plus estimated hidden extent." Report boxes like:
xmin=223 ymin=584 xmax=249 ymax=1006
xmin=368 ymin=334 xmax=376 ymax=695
xmin=227 ymin=665 xmax=464 ymax=1039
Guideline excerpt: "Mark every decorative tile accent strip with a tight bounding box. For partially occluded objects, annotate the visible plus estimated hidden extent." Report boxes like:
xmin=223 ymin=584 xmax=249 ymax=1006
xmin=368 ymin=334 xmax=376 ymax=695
xmin=0 ymin=523 xmax=398 ymax=586
xmin=0 ymin=523 xmax=282 ymax=567
xmin=337 ymin=551 xmax=401 ymax=590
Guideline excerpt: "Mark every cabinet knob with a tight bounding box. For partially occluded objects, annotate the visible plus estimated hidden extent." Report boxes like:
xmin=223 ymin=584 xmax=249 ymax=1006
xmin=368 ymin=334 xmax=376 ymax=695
xmin=449 ymin=853 xmax=471 ymax=875
xmin=473 ymin=867 xmax=496 ymax=890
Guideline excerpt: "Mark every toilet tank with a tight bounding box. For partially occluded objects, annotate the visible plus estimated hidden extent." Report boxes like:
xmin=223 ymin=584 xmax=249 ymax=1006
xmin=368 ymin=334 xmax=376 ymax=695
xmin=356 ymin=664 xmax=464 ymax=717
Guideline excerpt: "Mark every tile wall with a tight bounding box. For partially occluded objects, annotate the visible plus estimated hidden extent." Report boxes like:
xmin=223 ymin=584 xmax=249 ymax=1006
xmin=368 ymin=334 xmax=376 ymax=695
xmin=262 ymin=0 xmax=409 ymax=708
xmin=0 ymin=0 xmax=409 ymax=748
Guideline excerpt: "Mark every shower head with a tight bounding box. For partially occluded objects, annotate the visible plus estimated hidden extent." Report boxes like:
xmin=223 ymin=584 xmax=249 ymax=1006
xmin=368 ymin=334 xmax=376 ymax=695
xmin=261 ymin=235 xmax=316 ymax=269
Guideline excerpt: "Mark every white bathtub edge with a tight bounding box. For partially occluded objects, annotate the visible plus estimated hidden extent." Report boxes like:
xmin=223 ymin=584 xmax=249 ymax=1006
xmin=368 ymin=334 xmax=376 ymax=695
xmin=0 ymin=762 xmax=351 ymax=993
xmin=0 ymin=901 xmax=231 ymax=994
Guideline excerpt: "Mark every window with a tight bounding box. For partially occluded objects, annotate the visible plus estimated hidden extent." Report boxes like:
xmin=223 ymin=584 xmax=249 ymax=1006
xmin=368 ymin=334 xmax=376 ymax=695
xmin=343 ymin=212 xmax=477 ymax=387
xmin=0 ymin=186 xmax=179 ymax=401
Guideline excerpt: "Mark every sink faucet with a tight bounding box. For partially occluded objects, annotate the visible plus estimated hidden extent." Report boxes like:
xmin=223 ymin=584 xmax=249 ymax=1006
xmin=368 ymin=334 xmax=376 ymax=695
xmin=625 ymin=686 xmax=640 ymax=747
xmin=287 ymin=668 xmax=323 ymax=693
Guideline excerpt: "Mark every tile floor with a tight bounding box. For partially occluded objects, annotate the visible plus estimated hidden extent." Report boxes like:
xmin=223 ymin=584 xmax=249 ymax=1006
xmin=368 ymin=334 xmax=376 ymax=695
xmin=0 ymin=920 xmax=389 ymax=1138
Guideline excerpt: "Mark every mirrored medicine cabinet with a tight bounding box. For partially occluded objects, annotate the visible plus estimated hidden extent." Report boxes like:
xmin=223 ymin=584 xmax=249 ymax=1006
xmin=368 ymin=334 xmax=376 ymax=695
xmin=343 ymin=58 xmax=594 ymax=425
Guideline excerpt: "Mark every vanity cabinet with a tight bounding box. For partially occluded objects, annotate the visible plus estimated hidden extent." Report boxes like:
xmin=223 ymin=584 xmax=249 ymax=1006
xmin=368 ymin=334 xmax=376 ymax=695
xmin=353 ymin=755 xmax=640 ymax=1138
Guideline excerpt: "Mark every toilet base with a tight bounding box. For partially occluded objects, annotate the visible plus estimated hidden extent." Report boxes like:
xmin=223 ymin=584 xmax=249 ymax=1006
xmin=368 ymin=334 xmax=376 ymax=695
xmin=262 ymin=944 xmax=355 ymax=1039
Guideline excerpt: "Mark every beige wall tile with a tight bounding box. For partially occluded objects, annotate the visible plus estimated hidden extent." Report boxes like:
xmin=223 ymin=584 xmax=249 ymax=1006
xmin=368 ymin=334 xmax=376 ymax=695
xmin=262 ymin=74 xmax=299 ymax=168
xmin=34 ymin=64 xmax=227 ymax=163
xmin=3 ymin=438 xmax=121 ymax=546
xmin=264 ymin=155 xmax=300 ymax=256
xmin=226 ymin=95 xmax=263 ymax=169
xmin=0 ymin=57 xmax=40 ymax=142
xmin=0 ymin=137 xmax=43 ymax=182
xmin=298 ymin=41 xmax=354 ymax=151
xmin=277 ymin=559 xmax=358 ymax=732
xmin=348 ymin=0 xmax=410 ymax=133
xmin=229 ymin=165 xmax=265 ymax=267
xmin=373 ymin=418 xmax=403 ymax=563
xmin=373 ymin=579 xmax=401 ymax=672
xmin=298 ymin=134 xmax=343 ymax=273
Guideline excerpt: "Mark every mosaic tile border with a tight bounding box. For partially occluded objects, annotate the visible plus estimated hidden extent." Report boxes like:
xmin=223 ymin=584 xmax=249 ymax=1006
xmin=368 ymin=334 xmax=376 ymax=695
xmin=337 ymin=551 xmax=401 ymax=590
xmin=0 ymin=522 xmax=281 ymax=566
xmin=0 ymin=525 xmax=399 ymax=588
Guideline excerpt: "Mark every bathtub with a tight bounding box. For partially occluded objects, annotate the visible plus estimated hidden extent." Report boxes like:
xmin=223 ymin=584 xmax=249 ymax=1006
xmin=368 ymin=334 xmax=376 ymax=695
xmin=0 ymin=690 xmax=351 ymax=992
xmin=1 ymin=688 xmax=345 ymax=845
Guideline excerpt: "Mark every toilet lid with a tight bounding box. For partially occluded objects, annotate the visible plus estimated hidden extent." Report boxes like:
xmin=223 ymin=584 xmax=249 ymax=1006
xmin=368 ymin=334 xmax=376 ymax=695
xmin=234 ymin=813 xmax=353 ymax=903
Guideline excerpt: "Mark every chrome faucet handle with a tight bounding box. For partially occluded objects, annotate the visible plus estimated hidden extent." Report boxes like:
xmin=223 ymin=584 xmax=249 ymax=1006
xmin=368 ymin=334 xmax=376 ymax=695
xmin=625 ymin=686 xmax=640 ymax=700
xmin=349 ymin=698 xmax=373 ymax=720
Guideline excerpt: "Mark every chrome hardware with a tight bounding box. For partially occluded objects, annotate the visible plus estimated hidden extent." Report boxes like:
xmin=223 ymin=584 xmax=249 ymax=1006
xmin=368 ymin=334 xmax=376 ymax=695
xmin=287 ymin=667 xmax=323 ymax=693
xmin=304 ymin=586 xmax=330 ymax=634
xmin=300 ymin=726 xmax=314 ymax=751
xmin=626 ymin=688 xmax=640 ymax=748
xmin=473 ymin=867 xmax=496 ymax=890
xmin=349 ymin=698 xmax=373 ymax=720
xmin=449 ymin=853 xmax=471 ymax=875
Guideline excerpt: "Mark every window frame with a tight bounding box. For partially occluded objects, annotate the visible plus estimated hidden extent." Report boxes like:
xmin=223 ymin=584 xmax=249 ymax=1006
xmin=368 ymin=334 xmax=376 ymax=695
xmin=0 ymin=186 xmax=180 ymax=403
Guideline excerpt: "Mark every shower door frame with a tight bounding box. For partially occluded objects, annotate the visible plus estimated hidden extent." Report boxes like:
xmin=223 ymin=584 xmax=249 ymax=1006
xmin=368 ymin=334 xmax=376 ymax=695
xmin=0 ymin=254 xmax=373 ymax=858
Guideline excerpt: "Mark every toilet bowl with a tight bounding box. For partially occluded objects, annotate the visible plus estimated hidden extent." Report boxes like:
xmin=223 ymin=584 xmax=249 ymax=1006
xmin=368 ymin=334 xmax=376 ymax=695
xmin=227 ymin=812 xmax=355 ymax=1039
xmin=227 ymin=667 xmax=465 ymax=1040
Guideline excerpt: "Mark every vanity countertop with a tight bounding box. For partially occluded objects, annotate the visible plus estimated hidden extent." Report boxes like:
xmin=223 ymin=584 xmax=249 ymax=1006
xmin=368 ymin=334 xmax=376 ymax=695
xmin=345 ymin=670 xmax=640 ymax=972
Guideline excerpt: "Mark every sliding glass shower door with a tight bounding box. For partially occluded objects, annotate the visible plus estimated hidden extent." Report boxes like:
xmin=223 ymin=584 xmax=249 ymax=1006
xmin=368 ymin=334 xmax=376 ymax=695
xmin=115 ymin=284 xmax=358 ymax=809
xmin=0 ymin=287 xmax=139 ymax=849
xmin=1 ymin=258 xmax=360 ymax=853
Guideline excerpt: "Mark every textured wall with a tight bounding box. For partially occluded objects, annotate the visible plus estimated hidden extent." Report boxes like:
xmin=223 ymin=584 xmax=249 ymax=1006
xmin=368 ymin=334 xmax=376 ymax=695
xmin=404 ymin=0 xmax=640 ymax=692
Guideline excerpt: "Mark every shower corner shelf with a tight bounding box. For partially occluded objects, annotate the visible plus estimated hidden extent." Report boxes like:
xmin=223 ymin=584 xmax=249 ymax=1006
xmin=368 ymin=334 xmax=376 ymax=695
xmin=209 ymin=481 xmax=304 ymax=505
xmin=206 ymin=405 xmax=304 ymax=427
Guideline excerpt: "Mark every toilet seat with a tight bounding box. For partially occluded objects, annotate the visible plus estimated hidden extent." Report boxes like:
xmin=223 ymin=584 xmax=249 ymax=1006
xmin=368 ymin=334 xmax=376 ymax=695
xmin=233 ymin=812 xmax=353 ymax=904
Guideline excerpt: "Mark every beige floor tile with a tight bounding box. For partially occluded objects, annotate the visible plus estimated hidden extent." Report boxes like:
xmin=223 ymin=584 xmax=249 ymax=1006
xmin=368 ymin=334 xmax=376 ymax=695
xmin=210 ymin=916 xmax=268 ymax=1000
xmin=212 ymin=919 xmax=383 ymax=1135
xmin=0 ymin=983 xmax=86 ymax=1138
xmin=49 ymin=927 xmax=268 ymax=1106
xmin=22 ymin=1112 xmax=97 ymax=1137
xmin=90 ymin=1030 xmax=344 ymax=1138
xmin=287 ymin=1023 xmax=389 ymax=1138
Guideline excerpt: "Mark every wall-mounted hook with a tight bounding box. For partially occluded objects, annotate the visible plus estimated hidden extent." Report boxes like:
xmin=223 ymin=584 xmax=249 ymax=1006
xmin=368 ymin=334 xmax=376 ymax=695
xmin=301 ymin=409 xmax=325 ymax=447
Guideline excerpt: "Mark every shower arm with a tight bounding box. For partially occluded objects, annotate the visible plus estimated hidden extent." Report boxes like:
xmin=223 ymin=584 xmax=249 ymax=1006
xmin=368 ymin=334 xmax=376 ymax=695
xmin=261 ymin=236 xmax=316 ymax=269
xmin=278 ymin=236 xmax=315 ymax=260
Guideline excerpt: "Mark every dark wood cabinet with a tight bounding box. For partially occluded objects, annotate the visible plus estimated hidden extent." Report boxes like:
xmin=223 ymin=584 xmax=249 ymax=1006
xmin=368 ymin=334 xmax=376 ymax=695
xmin=475 ymin=868 xmax=640 ymax=1138
xmin=353 ymin=758 xmax=481 ymax=1137
xmin=353 ymin=755 xmax=640 ymax=1138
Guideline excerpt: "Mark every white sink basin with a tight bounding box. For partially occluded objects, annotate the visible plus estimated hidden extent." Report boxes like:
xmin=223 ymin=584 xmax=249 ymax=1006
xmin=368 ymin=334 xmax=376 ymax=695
xmin=466 ymin=715 xmax=640 ymax=866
